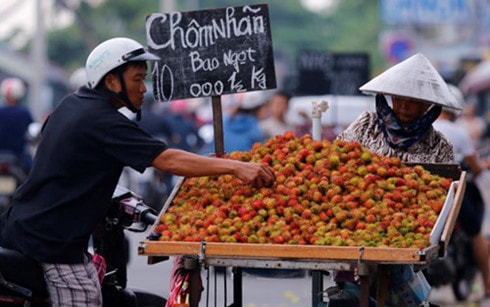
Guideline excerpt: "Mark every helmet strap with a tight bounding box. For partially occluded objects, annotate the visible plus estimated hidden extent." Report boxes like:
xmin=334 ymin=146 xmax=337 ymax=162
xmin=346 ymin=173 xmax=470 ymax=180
xmin=115 ymin=74 xmax=142 ymax=121
xmin=97 ymin=81 xmax=142 ymax=121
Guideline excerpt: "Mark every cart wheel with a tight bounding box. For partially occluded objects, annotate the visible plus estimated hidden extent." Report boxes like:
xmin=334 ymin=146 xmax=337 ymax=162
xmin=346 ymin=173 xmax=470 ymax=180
xmin=451 ymin=278 xmax=472 ymax=301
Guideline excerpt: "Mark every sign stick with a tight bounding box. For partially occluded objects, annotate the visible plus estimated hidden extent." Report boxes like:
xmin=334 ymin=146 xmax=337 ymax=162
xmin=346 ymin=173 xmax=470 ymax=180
xmin=211 ymin=95 xmax=225 ymax=156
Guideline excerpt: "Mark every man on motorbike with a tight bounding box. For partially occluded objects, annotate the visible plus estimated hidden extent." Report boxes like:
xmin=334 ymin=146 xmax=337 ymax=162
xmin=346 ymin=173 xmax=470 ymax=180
xmin=0 ymin=37 xmax=275 ymax=307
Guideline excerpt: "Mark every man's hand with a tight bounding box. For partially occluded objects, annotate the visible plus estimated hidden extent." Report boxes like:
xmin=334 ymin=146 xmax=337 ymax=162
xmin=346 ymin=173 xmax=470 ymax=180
xmin=234 ymin=162 xmax=275 ymax=188
xmin=154 ymin=149 xmax=275 ymax=187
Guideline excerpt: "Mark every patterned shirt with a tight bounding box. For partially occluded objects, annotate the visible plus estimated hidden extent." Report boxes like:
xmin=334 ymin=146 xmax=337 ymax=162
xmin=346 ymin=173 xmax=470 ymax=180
xmin=337 ymin=111 xmax=454 ymax=163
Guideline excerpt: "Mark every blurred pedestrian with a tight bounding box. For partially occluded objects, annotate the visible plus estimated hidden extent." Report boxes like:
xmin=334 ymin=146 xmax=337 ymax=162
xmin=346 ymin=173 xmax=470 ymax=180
xmin=166 ymin=99 xmax=204 ymax=153
xmin=0 ymin=77 xmax=34 ymax=173
xmin=259 ymin=90 xmax=294 ymax=140
xmin=138 ymin=98 xmax=172 ymax=144
xmin=455 ymin=101 xmax=486 ymax=148
xmin=214 ymin=91 xmax=267 ymax=153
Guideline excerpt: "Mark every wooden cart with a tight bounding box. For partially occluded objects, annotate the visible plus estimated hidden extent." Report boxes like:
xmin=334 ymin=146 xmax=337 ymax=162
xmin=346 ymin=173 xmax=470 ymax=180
xmin=138 ymin=165 xmax=466 ymax=307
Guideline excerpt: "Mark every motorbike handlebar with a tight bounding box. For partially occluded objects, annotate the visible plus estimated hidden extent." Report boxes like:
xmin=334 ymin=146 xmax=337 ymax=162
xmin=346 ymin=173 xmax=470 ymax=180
xmin=140 ymin=209 xmax=158 ymax=225
xmin=118 ymin=195 xmax=158 ymax=226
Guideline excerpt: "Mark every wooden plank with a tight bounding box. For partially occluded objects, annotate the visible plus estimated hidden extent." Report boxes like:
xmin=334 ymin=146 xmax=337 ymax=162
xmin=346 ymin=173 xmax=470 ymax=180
xmin=139 ymin=241 xmax=438 ymax=264
xmin=439 ymin=171 xmax=466 ymax=253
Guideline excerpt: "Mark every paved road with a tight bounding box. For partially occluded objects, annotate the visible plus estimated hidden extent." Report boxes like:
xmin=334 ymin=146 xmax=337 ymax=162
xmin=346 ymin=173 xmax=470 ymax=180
xmin=125 ymin=170 xmax=490 ymax=306
xmin=126 ymin=231 xmax=332 ymax=307
xmin=126 ymin=231 xmax=490 ymax=307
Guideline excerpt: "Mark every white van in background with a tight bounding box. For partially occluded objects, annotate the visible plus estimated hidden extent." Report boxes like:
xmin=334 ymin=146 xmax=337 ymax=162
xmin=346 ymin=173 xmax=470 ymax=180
xmin=196 ymin=93 xmax=375 ymax=147
xmin=286 ymin=94 xmax=375 ymax=139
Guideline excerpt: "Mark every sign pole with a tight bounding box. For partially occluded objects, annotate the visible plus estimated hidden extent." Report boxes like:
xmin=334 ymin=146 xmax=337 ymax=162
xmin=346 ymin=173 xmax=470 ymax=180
xmin=311 ymin=100 xmax=329 ymax=141
xmin=211 ymin=95 xmax=225 ymax=156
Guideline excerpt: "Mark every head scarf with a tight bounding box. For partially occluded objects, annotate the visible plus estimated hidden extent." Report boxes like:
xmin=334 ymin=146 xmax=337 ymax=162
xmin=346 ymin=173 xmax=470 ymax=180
xmin=376 ymin=94 xmax=441 ymax=150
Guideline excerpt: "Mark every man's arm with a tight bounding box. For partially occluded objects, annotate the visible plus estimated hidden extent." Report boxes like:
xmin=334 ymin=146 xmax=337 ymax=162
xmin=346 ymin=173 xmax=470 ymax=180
xmin=152 ymin=148 xmax=275 ymax=188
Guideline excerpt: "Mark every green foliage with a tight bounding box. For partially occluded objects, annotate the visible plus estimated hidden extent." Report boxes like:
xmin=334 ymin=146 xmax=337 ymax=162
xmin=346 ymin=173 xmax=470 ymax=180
xmin=46 ymin=0 xmax=384 ymax=76
xmin=47 ymin=0 xmax=159 ymax=71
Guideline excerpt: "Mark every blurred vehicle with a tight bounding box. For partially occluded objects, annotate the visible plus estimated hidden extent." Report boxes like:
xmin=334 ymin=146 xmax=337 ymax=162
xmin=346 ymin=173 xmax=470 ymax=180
xmin=287 ymin=94 xmax=374 ymax=140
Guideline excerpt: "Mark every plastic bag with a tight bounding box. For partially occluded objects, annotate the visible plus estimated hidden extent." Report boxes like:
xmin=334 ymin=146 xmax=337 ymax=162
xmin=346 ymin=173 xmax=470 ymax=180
xmin=166 ymin=272 xmax=190 ymax=307
xmin=92 ymin=253 xmax=106 ymax=286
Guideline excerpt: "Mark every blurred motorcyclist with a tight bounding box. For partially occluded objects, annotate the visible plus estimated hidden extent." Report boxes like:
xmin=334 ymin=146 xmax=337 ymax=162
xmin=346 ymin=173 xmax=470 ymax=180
xmin=0 ymin=77 xmax=33 ymax=173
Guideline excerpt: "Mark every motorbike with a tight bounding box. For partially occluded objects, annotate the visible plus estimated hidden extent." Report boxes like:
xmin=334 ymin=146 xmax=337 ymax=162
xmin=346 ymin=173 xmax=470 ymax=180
xmin=0 ymin=151 xmax=27 ymax=215
xmin=0 ymin=185 xmax=167 ymax=306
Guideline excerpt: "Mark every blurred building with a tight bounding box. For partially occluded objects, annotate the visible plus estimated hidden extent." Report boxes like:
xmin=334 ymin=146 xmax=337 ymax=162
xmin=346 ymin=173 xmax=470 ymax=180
xmin=379 ymin=0 xmax=490 ymax=79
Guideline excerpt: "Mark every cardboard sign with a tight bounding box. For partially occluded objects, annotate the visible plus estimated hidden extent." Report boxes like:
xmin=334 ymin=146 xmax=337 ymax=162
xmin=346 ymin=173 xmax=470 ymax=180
xmin=146 ymin=4 xmax=277 ymax=102
xmin=296 ymin=50 xmax=370 ymax=96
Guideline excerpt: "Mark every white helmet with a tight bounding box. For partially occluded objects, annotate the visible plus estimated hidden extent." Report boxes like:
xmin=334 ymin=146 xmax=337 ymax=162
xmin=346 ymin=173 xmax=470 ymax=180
xmin=1 ymin=77 xmax=26 ymax=102
xmin=69 ymin=67 xmax=88 ymax=90
xmin=85 ymin=37 xmax=160 ymax=89
xmin=240 ymin=91 xmax=268 ymax=110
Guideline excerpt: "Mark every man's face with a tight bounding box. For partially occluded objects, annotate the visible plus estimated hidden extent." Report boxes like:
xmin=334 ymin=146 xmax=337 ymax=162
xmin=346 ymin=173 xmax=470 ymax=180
xmin=121 ymin=64 xmax=148 ymax=109
xmin=391 ymin=96 xmax=430 ymax=125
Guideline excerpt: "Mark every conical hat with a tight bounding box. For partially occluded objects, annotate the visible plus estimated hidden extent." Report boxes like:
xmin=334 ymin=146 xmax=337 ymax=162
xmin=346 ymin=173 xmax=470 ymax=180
xmin=359 ymin=53 xmax=462 ymax=110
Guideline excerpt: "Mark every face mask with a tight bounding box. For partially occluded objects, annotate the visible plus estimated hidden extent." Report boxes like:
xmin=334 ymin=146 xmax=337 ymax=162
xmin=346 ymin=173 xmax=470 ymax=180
xmin=376 ymin=94 xmax=441 ymax=150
